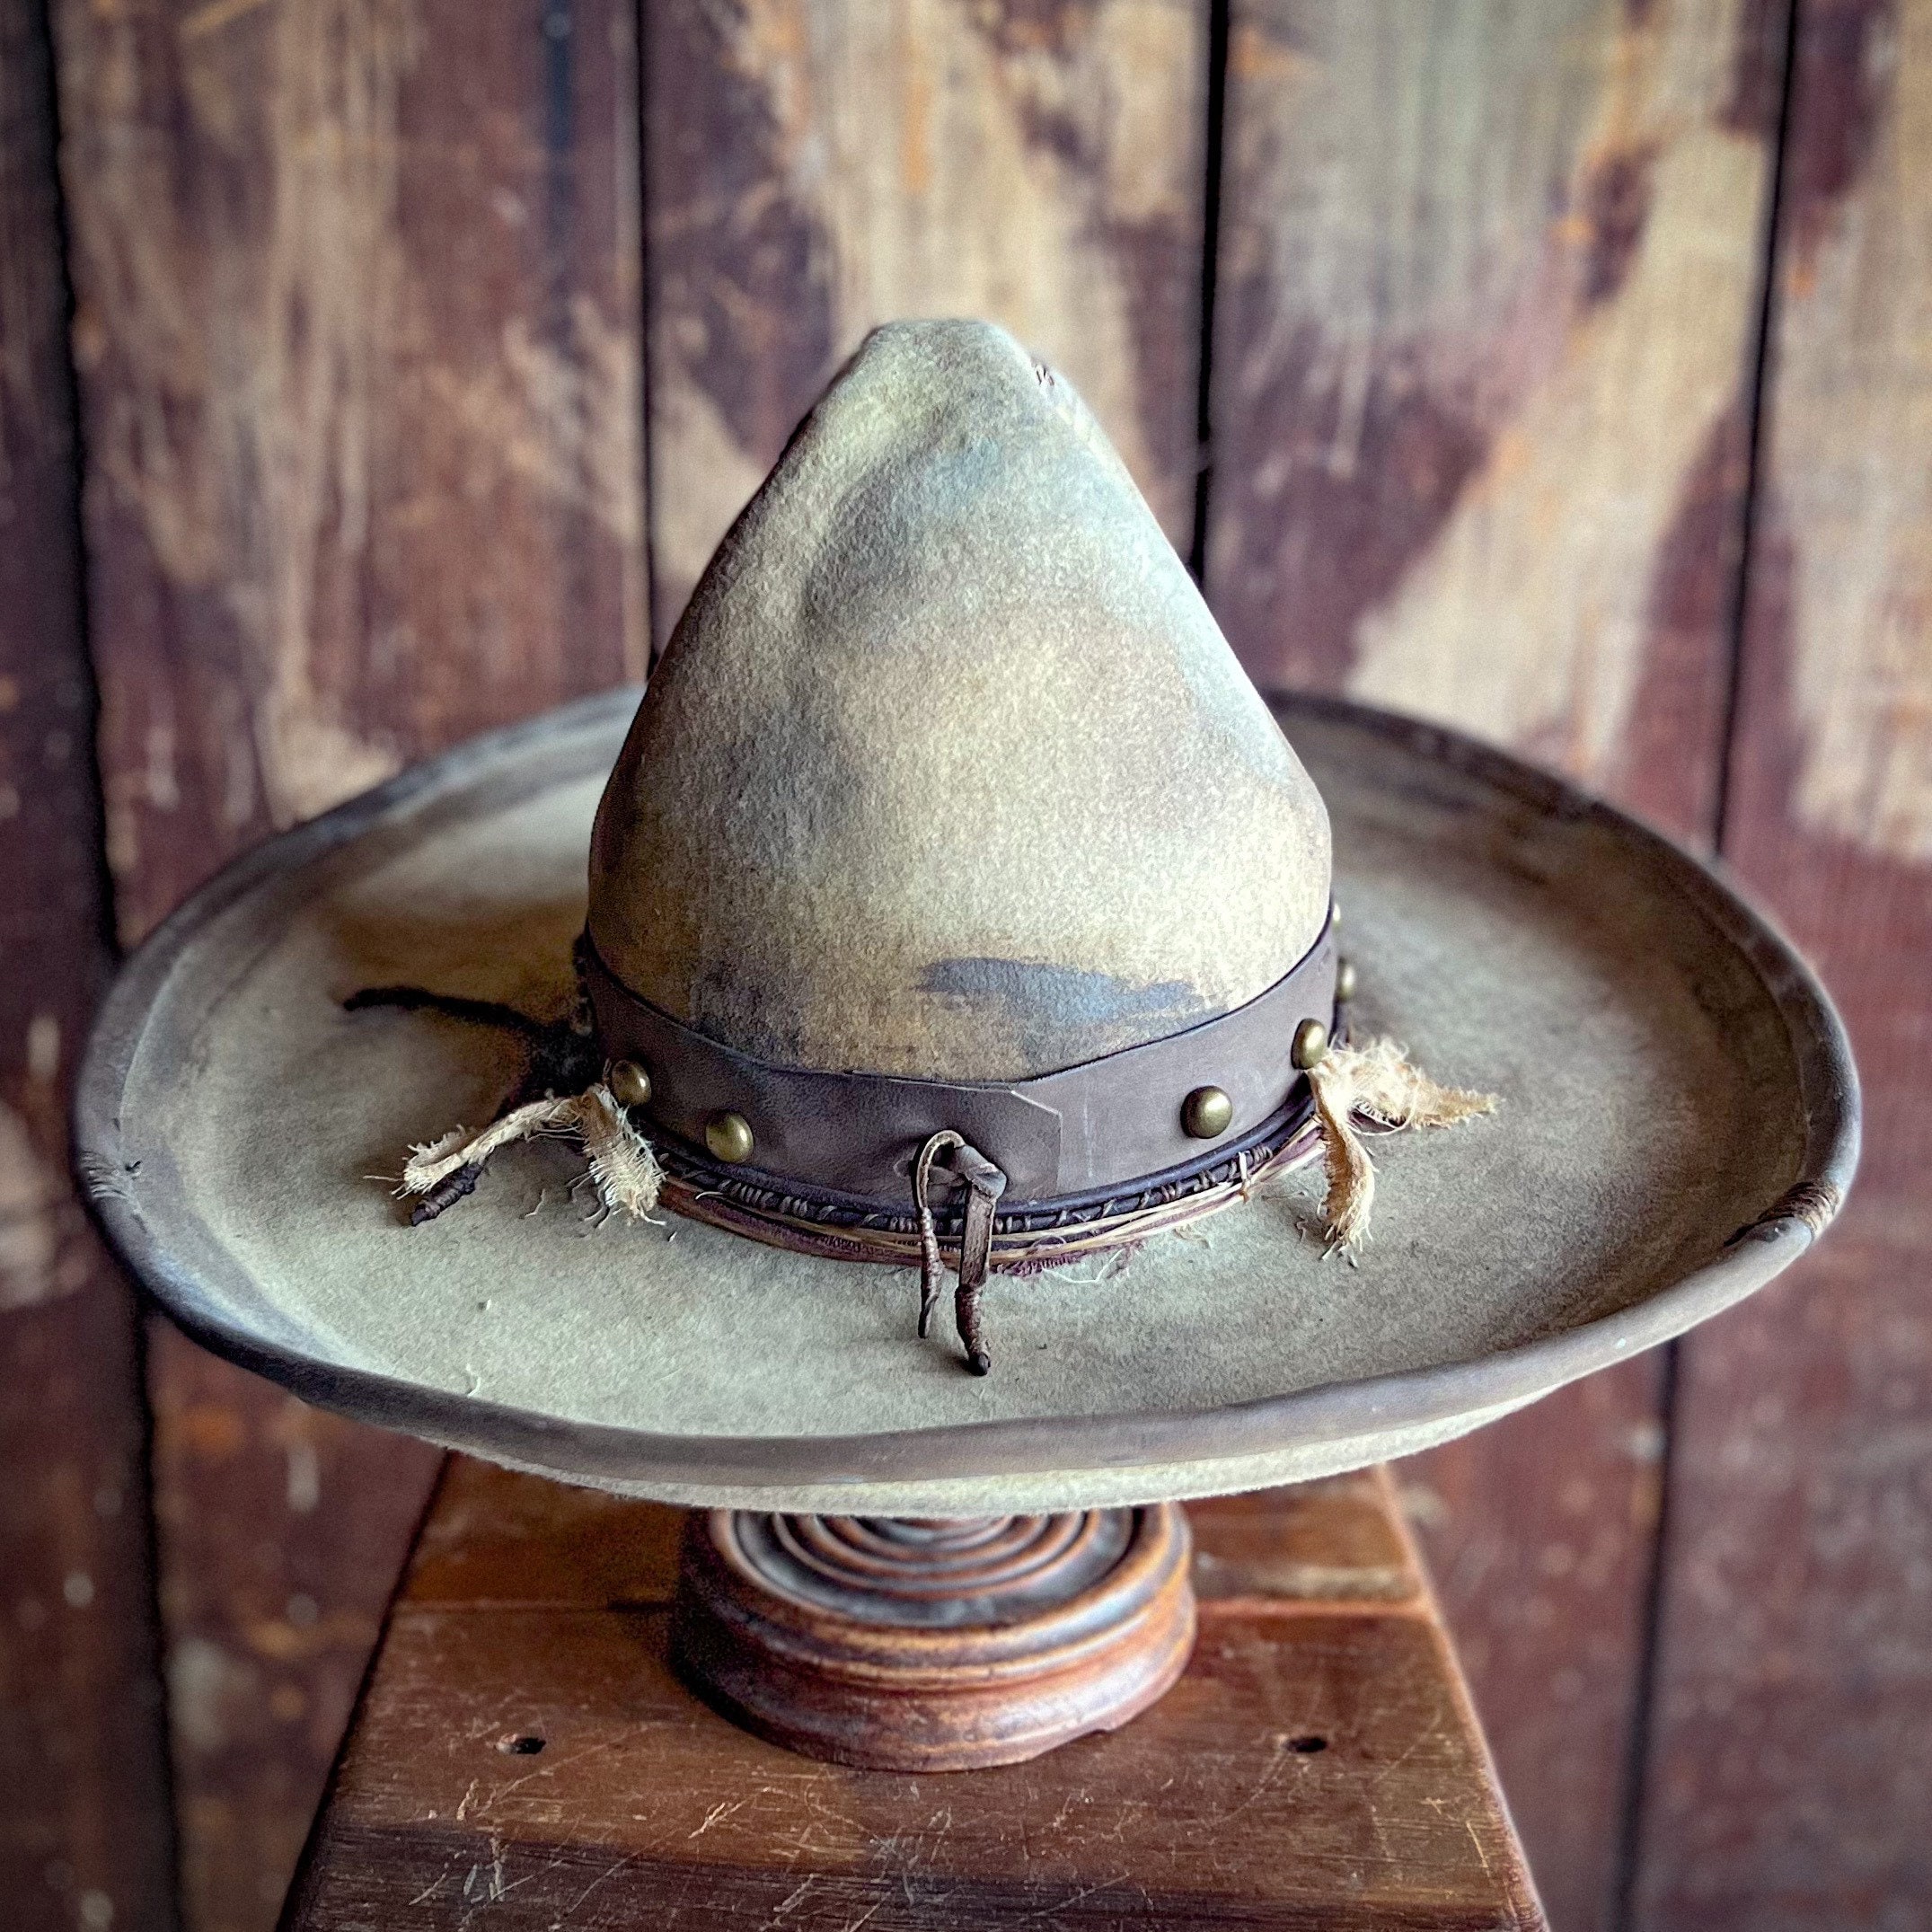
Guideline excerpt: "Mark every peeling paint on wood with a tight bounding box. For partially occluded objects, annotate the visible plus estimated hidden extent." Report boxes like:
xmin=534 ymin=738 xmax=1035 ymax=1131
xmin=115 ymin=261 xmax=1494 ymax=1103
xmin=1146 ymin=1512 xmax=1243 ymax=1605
xmin=1636 ymin=1 xmax=1932 ymax=1919
xmin=1755 ymin=0 xmax=1932 ymax=862
xmin=48 ymin=3 xmax=645 ymax=1925
xmin=645 ymin=0 xmax=1206 ymax=634
xmin=1211 ymin=1 xmax=1779 ymax=790
xmin=1347 ymin=107 xmax=1766 ymax=784
xmin=0 ymin=0 xmax=177 ymax=1922
xmin=0 ymin=1096 xmax=86 ymax=1310
xmin=1210 ymin=0 xmax=1610 ymax=686
xmin=1213 ymin=0 xmax=1774 ymax=800
xmin=1207 ymin=8 xmax=1789 ymax=1928
xmin=54 ymin=0 xmax=648 ymax=941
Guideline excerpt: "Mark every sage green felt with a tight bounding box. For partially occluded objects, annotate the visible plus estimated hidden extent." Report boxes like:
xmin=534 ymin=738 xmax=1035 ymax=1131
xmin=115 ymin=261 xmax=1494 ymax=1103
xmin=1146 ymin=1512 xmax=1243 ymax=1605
xmin=588 ymin=321 xmax=1330 ymax=1079
xmin=78 ymin=694 xmax=1852 ymax=1514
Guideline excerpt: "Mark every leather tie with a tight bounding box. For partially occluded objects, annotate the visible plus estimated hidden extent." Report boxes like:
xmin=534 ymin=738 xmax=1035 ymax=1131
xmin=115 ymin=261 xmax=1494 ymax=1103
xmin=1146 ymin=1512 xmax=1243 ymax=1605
xmin=913 ymin=1131 xmax=1009 ymax=1375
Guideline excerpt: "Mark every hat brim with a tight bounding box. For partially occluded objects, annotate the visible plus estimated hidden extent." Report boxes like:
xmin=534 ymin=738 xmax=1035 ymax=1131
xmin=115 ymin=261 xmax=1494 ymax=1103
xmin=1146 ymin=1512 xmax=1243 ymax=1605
xmin=76 ymin=691 xmax=1857 ymax=1513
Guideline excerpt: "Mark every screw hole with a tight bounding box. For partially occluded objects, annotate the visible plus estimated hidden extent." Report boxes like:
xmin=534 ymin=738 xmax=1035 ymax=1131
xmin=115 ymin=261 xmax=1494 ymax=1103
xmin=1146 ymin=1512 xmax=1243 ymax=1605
xmin=500 ymin=1734 xmax=546 ymax=1755
xmin=1288 ymin=1734 xmax=1328 ymax=1753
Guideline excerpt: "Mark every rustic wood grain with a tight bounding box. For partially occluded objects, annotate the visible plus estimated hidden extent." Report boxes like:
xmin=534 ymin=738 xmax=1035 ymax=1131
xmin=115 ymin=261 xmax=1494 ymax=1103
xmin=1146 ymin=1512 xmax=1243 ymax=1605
xmin=138 ymin=1341 xmax=442 ymax=1932
xmin=644 ymin=0 xmax=1208 ymax=638
xmin=284 ymin=1462 xmax=1544 ymax=1929
xmin=47 ymin=3 xmax=646 ymax=1925
xmin=1210 ymin=0 xmax=1780 ymax=809
xmin=1635 ymin=0 xmax=1932 ymax=1920
xmin=0 ymin=2 xmax=178 ymax=1926
xmin=1205 ymin=7 xmax=1791 ymax=1928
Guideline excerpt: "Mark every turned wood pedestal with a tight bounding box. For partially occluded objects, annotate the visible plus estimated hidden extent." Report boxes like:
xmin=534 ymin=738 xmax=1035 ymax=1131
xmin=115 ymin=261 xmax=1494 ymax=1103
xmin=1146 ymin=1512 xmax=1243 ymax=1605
xmin=672 ymin=1506 xmax=1197 ymax=1770
xmin=281 ymin=1461 xmax=1545 ymax=1928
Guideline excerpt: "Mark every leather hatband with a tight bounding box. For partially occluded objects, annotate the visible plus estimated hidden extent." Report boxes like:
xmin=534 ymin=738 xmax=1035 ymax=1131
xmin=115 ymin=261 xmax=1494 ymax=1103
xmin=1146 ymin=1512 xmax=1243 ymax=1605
xmin=582 ymin=913 xmax=1337 ymax=1213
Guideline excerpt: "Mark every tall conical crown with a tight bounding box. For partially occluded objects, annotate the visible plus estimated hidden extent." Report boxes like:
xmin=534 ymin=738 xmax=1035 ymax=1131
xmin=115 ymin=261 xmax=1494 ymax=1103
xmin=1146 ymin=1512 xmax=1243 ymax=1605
xmin=588 ymin=320 xmax=1330 ymax=1081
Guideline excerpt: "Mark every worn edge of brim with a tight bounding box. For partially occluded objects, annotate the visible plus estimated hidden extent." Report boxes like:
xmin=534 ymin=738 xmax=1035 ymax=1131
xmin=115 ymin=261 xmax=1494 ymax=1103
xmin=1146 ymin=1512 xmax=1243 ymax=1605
xmin=74 ymin=686 xmax=1863 ymax=1504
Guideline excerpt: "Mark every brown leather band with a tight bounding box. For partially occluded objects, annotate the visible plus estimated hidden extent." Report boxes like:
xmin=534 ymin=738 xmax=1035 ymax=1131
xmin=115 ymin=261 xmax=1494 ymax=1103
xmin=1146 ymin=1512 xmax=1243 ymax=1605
xmin=583 ymin=912 xmax=1337 ymax=1208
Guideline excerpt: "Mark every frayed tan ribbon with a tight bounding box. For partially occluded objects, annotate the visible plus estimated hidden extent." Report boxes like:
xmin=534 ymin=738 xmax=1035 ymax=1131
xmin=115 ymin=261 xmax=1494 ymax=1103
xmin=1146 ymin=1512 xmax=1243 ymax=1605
xmin=1305 ymin=1038 xmax=1497 ymax=1254
xmin=401 ymin=1082 xmax=662 ymax=1222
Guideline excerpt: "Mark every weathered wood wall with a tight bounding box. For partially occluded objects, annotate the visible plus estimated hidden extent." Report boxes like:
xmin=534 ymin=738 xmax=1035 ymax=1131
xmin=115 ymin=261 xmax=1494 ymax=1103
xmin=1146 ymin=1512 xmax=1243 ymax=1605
xmin=1 ymin=0 xmax=1926 ymax=1926
xmin=1636 ymin=0 xmax=1932 ymax=1919
xmin=0 ymin=4 xmax=179 ymax=1929
xmin=42 ymin=0 xmax=645 ymax=1924
xmin=644 ymin=0 xmax=1208 ymax=633
xmin=1207 ymin=6 xmax=1790 ymax=1928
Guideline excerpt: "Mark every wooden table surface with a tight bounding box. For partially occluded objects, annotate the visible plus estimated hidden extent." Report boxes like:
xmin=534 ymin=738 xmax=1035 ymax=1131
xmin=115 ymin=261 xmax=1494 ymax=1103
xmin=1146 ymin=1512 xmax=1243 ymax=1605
xmin=281 ymin=1460 xmax=1543 ymax=1929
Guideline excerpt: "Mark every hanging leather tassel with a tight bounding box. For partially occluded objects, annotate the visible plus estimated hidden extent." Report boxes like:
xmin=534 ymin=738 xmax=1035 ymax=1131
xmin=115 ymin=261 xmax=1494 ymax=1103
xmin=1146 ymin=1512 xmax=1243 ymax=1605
xmin=913 ymin=1130 xmax=1009 ymax=1374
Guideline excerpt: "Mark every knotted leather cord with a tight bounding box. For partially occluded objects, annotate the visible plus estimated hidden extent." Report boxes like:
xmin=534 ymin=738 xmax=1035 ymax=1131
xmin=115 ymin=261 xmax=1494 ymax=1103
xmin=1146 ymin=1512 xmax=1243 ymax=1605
xmin=913 ymin=1131 xmax=1010 ymax=1374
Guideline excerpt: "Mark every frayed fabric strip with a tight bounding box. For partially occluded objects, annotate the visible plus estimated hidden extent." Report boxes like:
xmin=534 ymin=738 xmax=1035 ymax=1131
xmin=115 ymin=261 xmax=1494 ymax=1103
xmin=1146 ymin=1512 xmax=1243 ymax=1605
xmin=385 ymin=1037 xmax=1492 ymax=1340
xmin=401 ymin=1082 xmax=662 ymax=1223
xmin=1306 ymin=1039 xmax=1498 ymax=1255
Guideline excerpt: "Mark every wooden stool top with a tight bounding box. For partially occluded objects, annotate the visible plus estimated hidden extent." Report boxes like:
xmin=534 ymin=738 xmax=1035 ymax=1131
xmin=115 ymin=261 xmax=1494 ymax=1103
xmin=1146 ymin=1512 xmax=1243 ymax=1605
xmin=284 ymin=1461 xmax=1543 ymax=1928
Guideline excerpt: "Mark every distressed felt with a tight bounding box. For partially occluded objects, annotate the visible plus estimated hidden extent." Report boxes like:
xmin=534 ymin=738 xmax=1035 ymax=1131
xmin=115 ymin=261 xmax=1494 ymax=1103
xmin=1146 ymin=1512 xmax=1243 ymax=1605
xmin=102 ymin=700 xmax=1813 ymax=1513
xmin=587 ymin=320 xmax=1331 ymax=1079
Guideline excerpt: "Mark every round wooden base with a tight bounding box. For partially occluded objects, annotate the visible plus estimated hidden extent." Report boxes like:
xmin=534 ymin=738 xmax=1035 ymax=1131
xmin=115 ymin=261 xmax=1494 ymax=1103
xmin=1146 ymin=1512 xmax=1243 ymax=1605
xmin=670 ymin=1506 xmax=1196 ymax=1771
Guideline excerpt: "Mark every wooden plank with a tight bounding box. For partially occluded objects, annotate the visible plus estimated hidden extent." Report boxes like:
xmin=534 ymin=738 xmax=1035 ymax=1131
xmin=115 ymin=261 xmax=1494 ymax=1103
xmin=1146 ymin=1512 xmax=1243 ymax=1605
xmin=1210 ymin=0 xmax=1778 ymax=817
xmin=645 ymin=0 xmax=1207 ymax=637
xmin=1205 ymin=6 xmax=1790 ymax=1927
xmin=401 ymin=1459 xmax=1424 ymax=1616
xmin=286 ymin=1463 xmax=1544 ymax=1928
xmin=1634 ymin=0 xmax=1932 ymax=1921
xmin=0 ymin=1 xmax=179 ymax=1926
xmin=48 ymin=4 xmax=647 ymax=1925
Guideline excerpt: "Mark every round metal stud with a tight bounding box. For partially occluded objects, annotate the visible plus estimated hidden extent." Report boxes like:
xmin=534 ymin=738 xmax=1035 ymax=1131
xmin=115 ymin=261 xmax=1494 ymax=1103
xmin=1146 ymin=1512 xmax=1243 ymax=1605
xmin=607 ymin=1059 xmax=652 ymax=1108
xmin=1292 ymin=1018 xmax=1330 ymax=1071
xmin=705 ymin=1111 xmax=755 ymax=1164
xmin=1335 ymin=957 xmax=1358 ymax=1003
xmin=1180 ymin=1085 xmax=1234 ymax=1141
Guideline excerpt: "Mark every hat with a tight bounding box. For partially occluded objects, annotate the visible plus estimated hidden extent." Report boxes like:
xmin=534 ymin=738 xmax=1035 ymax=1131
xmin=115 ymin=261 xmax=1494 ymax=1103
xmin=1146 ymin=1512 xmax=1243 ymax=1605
xmin=76 ymin=322 xmax=1857 ymax=1515
xmin=393 ymin=321 xmax=1489 ymax=1373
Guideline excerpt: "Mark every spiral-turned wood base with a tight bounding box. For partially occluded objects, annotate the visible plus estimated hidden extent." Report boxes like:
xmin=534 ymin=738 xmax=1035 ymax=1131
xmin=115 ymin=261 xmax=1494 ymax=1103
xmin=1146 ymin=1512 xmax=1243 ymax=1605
xmin=670 ymin=1506 xmax=1196 ymax=1770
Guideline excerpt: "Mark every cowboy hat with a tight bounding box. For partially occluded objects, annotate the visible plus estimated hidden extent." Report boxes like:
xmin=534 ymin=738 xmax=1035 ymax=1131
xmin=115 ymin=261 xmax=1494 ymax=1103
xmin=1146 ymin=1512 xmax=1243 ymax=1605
xmin=76 ymin=322 xmax=1857 ymax=1514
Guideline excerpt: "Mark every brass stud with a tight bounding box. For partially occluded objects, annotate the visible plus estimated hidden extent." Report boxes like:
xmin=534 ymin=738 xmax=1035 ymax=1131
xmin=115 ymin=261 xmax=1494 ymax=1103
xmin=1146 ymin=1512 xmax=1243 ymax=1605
xmin=1335 ymin=957 xmax=1358 ymax=1003
xmin=705 ymin=1111 xmax=755 ymax=1164
xmin=607 ymin=1059 xmax=652 ymax=1108
xmin=1181 ymin=1085 xmax=1234 ymax=1141
xmin=1292 ymin=1018 xmax=1330 ymax=1071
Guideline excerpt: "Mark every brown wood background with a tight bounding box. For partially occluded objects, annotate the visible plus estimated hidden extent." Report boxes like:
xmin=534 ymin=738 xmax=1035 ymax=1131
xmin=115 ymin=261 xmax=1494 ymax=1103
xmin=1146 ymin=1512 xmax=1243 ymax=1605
xmin=0 ymin=0 xmax=1924 ymax=1927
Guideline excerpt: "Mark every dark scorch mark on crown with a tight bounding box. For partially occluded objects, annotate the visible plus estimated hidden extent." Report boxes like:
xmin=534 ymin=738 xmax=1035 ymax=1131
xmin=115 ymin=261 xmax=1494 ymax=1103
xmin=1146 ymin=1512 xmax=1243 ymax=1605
xmin=920 ymin=957 xmax=1215 ymax=1068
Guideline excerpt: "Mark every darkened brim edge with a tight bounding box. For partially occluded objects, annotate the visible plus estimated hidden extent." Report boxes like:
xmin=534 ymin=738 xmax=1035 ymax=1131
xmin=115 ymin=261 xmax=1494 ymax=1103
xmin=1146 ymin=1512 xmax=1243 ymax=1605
xmin=74 ymin=688 xmax=1862 ymax=1500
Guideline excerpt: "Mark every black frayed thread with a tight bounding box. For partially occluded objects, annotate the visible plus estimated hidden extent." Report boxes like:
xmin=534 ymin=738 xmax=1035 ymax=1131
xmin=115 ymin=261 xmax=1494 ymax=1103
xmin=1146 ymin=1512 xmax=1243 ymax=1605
xmin=410 ymin=1163 xmax=482 ymax=1225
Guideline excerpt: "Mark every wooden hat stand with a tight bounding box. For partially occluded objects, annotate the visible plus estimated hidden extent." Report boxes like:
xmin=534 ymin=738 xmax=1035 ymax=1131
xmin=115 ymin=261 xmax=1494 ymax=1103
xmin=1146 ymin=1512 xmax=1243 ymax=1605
xmin=284 ymin=1461 xmax=1547 ymax=1929
xmin=671 ymin=1503 xmax=1196 ymax=1770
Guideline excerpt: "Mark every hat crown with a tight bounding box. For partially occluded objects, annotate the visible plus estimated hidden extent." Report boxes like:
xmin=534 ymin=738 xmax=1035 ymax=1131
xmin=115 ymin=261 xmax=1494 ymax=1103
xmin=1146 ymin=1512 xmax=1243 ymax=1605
xmin=588 ymin=320 xmax=1330 ymax=1081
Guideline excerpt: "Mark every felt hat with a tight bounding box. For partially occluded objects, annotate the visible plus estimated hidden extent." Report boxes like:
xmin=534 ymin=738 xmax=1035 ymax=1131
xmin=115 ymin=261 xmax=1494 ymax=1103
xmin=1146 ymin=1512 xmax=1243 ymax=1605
xmin=77 ymin=322 xmax=1857 ymax=1515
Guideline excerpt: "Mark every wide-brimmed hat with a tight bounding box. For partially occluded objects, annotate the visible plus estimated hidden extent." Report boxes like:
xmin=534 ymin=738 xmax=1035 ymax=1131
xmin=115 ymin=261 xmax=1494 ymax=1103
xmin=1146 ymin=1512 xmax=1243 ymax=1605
xmin=77 ymin=322 xmax=1857 ymax=1514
